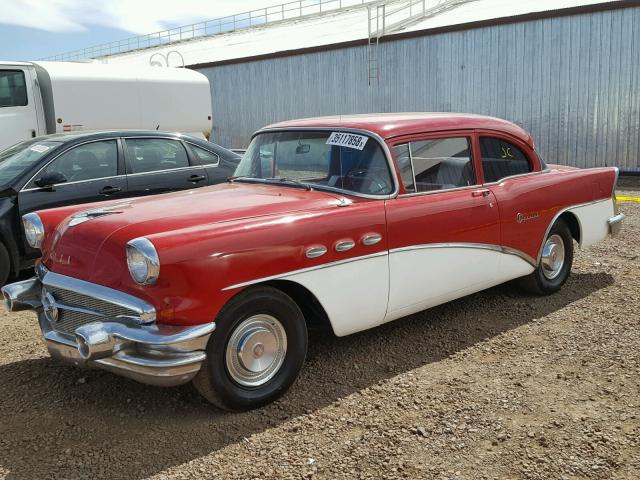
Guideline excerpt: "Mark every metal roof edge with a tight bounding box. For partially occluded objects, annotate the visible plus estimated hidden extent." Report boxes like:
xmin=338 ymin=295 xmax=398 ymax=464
xmin=186 ymin=0 xmax=636 ymax=70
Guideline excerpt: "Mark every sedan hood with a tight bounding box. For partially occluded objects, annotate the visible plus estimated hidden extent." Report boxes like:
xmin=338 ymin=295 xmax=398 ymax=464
xmin=42 ymin=182 xmax=344 ymax=280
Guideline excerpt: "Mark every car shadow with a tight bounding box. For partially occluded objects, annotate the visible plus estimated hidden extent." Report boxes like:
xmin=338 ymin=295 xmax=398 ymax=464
xmin=0 ymin=272 xmax=613 ymax=479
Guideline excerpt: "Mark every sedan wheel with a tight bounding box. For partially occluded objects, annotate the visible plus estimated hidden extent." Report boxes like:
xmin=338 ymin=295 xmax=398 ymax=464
xmin=225 ymin=314 xmax=288 ymax=387
xmin=193 ymin=286 xmax=307 ymax=411
xmin=519 ymin=218 xmax=574 ymax=295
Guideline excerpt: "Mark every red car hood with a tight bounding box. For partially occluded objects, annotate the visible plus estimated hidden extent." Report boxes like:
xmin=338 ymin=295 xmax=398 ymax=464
xmin=42 ymin=182 xmax=344 ymax=280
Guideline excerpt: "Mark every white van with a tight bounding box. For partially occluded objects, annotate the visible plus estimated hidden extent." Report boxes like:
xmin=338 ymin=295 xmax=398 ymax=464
xmin=0 ymin=61 xmax=212 ymax=151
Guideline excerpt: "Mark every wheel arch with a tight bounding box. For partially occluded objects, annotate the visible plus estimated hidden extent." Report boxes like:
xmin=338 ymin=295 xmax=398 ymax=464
xmin=558 ymin=211 xmax=581 ymax=245
xmin=260 ymin=279 xmax=334 ymax=334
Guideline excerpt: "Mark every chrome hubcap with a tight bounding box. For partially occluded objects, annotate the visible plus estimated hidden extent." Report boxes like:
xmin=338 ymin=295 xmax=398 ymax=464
xmin=225 ymin=314 xmax=287 ymax=387
xmin=541 ymin=234 xmax=565 ymax=280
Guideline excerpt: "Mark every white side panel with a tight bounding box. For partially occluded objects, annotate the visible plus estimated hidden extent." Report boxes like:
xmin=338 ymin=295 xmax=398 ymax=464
xmin=385 ymin=247 xmax=534 ymax=323
xmin=31 ymin=62 xmax=212 ymax=136
xmin=569 ymin=199 xmax=614 ymax=247
xmin=282 ymin=255 xmax=389 ymax=337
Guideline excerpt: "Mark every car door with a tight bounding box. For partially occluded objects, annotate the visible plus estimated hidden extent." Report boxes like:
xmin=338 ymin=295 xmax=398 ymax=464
xmin=476 ymin=132 xmax=545 ymax=264
xmin=18 ymin=138 xmax=128 ymax=215
xmin=0 ymin=67 xmax=42 ymax=151
xmin=383 ymin=132 xmax=502 ymax=322
xmin=123 ymin=137 xmax=208 ymax=196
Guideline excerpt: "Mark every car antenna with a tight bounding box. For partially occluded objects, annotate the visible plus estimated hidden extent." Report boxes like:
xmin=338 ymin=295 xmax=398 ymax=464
xmin=156 ymin=124 xmax=160 ymax=130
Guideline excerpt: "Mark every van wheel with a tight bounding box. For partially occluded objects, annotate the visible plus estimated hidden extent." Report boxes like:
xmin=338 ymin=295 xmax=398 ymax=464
xmin=192 ymin=286 xmax=307 ymax=411
xmin=519 ymin=219 xmax=573 ymax=295
xmin=0 ymin=243 xmax=10 ymax=286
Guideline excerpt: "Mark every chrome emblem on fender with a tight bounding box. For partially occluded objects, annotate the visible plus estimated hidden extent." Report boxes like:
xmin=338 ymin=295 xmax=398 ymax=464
xmin=517 ymin=212 xmax=540 ymax=223
xmin=68 ymin=202 xmax=131 ymax=227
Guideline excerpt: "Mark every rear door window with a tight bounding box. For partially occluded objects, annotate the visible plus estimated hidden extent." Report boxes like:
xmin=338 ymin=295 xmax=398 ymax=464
xmin=480 ymin=137 xmax=532 ymax=183
xmin=126 ymin=138 xmax=190 ymax=174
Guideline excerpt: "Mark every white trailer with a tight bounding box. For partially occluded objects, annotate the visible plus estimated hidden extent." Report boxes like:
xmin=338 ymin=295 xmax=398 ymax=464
xmin=0 ymin=61 xmax=212 ymax=151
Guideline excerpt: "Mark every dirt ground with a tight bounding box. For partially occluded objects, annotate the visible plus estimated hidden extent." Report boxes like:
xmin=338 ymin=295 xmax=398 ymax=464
xmin=0 ymin=181 xmax=638 ymax=480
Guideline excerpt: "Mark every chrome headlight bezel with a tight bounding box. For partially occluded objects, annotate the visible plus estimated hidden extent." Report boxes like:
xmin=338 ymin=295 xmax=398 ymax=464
xmin=126 ymin=237 xmax=160 ymax=285
xmin=22 ymin=212 xmax=45 ymax=249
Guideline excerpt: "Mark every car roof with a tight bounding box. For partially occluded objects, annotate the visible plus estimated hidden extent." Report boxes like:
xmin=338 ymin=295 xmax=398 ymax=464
xmin=264 ymin=113 xmax=534 ymax=147
xmin=33 ymin=130 xmax=200 ymax=142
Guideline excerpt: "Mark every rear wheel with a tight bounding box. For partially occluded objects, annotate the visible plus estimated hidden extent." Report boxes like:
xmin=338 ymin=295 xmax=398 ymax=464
xmin=519 ymin=219 xmax=573 ymax=295
xmin=193 ymin=286 xmax=307 ymax=411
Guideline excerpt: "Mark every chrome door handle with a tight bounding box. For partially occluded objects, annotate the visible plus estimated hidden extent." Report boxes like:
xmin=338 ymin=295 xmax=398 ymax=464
xmin=472 ymin=189 xmax=491 ymax=197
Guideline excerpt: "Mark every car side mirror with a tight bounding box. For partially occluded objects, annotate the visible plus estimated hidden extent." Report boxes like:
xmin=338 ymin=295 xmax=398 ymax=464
xmin=34 ymin=171 xmax=67 ymax=188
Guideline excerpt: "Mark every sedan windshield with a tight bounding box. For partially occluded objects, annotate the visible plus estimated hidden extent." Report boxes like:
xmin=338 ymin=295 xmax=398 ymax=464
xmin=0 ymin=139 xmax=62 ymax=188
xmin=234 ymin=131 xmax=394 ymax=196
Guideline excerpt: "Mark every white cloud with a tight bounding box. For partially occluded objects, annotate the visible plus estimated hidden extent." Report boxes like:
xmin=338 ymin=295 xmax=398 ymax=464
xmin=0 ymin=0 xmax=279 ymax=34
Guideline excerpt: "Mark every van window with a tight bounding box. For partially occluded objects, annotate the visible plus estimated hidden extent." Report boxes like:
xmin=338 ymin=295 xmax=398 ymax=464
xmin=0 ymin=70 xmax=28 ymax=107
xmin=480 ymin=137 xmax=532 ymax=182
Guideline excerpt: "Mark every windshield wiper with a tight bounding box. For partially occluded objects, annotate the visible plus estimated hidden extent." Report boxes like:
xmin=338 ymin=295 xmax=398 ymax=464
xmin=264 ymin=177 xmax=312 ymax=191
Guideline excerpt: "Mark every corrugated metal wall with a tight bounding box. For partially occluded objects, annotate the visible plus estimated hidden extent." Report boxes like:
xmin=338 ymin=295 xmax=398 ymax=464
xmin=197 ymin=6 xmax=640 ymax=171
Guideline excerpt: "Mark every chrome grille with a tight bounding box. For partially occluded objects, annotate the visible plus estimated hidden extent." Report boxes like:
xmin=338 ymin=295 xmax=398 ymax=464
xmin=45 ymin=286 xmax=138 ymax=336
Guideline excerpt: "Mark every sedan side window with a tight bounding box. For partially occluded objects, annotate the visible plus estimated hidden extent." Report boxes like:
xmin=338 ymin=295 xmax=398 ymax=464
xmin=394 ymin=137 xmax=475 ymax=193
xmin=190 ymin=144 xmax=220 ymax=166
xmin=126 ymin=138 xmax=190 ymax=174
xmin=29 ymin=140 xmax=117 ymax=186
xmin=480 ymin=137 xmax=532 ymax=183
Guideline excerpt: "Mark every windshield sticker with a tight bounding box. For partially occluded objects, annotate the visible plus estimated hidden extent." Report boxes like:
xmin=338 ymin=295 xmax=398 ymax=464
xmin=30 ymin=145 xmax=50 ymax=153
xmin=326 ymin=132 xmax=369 ymax=151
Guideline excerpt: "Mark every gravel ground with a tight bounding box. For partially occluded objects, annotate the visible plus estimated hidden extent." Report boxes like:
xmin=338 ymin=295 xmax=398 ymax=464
xmin=0 ymin=182 xmax=639 ymax=480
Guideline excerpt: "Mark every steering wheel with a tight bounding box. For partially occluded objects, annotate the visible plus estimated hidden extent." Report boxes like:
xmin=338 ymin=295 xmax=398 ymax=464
xmin=344 ymin=169 xmax=390 ymax=195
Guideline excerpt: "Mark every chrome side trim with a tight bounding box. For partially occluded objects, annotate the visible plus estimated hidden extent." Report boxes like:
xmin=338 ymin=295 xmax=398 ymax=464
xmin=125 ymin=165 xmax=206 ymax=178
xmin=222 ymin=251 xmax=389 ymax=291
xmin=389 ymin=242 xmax=537 ymax=267
xmin=255 ymin=127 xmax=400 ymax=200
xmin=222 ymin=242 xmax=537 ymax=292
xmin=334 ymin=240 xmax=355 ymax=252
xmin=20 ymin=174 xmax=125 ymax=192
xmin=41 ymin=268 xmax=156 ymax=323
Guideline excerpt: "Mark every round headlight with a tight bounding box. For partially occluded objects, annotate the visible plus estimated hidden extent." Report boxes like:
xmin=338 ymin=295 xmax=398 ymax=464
xmin=126 ymin=237 xmax=160 ymax=285
xmin=22 ymin=212 xmax=45 ymax=249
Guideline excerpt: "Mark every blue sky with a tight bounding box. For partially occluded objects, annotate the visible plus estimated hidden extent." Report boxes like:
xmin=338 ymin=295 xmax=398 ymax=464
xmin=0 ymin=0 xmax=277 ymax=60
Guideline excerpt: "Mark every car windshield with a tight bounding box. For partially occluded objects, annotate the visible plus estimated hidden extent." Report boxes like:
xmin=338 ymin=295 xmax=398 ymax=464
xmin=233 ymin=131 xmax=394 ymax=196
xmin=0 ymin=139 xmax=62 ymax=188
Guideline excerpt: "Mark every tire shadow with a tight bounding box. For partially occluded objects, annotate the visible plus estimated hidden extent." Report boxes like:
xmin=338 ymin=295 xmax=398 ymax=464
xmin=0 ymin=272 xmax=614 ymax=479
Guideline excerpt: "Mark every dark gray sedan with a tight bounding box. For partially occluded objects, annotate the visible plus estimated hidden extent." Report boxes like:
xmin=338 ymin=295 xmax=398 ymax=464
xmin=0 ymin=130 xmax=241 ymax=284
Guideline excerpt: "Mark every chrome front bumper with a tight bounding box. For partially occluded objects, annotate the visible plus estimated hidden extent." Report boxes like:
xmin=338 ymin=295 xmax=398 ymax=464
xmin=2 ymin=270 xmax=214 ymax=387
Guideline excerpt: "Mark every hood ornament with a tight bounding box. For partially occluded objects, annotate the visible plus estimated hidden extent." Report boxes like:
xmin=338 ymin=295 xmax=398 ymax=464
xmin=68 ymin=202 xmax=131 ymax=227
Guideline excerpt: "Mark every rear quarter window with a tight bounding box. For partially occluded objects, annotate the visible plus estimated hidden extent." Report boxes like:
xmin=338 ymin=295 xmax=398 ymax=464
xmin=480 ymin=137 xmax=532 ymax=183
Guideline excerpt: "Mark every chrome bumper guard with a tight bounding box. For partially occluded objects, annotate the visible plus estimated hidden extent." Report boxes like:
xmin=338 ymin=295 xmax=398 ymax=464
xmin=608 ymin=213 xmax=625 ymax=238
xmin=1 ymin=271 xmax=214 ymax=387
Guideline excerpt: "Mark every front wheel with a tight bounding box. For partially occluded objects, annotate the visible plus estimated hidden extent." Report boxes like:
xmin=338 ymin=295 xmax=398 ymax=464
xmin=519 ymin=218 xmax=574 ymax=295
xmin=192 ymin=286 xmax=307 ymax=411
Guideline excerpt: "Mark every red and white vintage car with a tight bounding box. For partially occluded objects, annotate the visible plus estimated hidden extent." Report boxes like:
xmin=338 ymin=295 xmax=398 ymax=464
xmin=3 ymin=114 xmax=624 ymax=410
